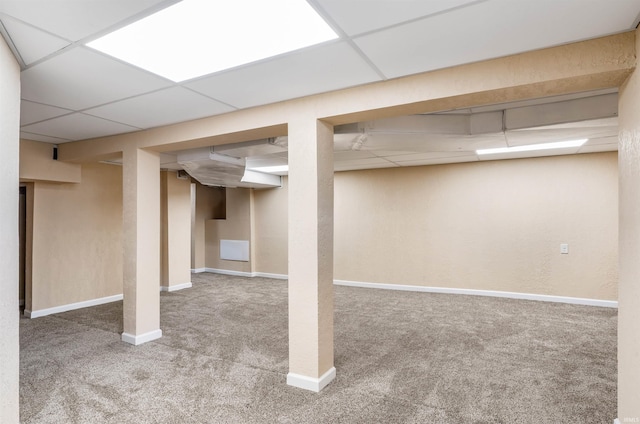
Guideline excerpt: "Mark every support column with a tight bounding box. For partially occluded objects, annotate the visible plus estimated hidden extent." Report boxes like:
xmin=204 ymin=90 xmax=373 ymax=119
xmin=0 ymin=34 xmax=21 ymax=424
xmin=122 ymin=147 xmax=162 ymax=345
xmin=617 ymin=27 xmax=640 ymax=424
xmin=287 ymin=116 xmax=335 ymax=392
xmin=160 ymin=171 xmax=192 ymax=292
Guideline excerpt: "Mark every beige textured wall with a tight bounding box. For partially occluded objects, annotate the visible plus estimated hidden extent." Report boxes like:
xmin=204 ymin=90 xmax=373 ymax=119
xmin=30 ymin=163 xmax=123 ymax=311
xmin=160 ymin=171 xmax=191 ymax=286
xmin=0 ymin=32 xmax=21 ymax=424
xmin=253 ymin=179 xmax=288 ymax=274
xmin=252 ymin=152 xmax=618 ymax=301
xmin=192 ymin=183 xmax=225 ymax=269
xmin=205 ymin=187 xmax=252 ymax=272
xmin=617 ymin=26 xmax=640 ymax=421
xmin=20 ymin=139 xmax=81 ymax=183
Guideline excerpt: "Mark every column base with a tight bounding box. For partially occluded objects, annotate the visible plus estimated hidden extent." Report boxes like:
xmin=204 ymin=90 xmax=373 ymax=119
xmin=287 ymin=367 xmax=336 ymax=392
xmin=160 ymin=282 xmax=192 ymax=292
xmin=121 ymin=329 xmax=162 ymax=346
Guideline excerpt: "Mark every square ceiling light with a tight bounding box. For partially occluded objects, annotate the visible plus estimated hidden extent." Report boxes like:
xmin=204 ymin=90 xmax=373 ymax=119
xmin=87 ymin=0 xmax=338 ymax=82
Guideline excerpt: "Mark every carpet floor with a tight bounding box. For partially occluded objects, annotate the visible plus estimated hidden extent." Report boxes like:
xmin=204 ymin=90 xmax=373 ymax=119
xmin=20 ymin=273 xmax=617 ymax=423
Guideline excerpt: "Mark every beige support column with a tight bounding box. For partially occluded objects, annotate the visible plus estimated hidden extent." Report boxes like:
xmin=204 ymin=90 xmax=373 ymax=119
xmin=0 ymin=34 xmax=20 ymax=424
xmin=617 ymin=28 xmax=640 ymax=424
xmin=122 ymin=147 xmax=162 ymax=345
xmin=160 ymin=171 xmax=192 ymax=291
xmin=287 ymin=116 xmax=335 ymax=392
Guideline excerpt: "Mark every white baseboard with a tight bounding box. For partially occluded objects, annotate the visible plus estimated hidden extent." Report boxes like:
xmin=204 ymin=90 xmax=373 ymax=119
xmin=26 ymin=294 xmax=124 ymax=318
xmin=191 ymin=268 xmax=206 ymax=274
xmin=253 ymin=272 xmax=288 ymax=280
xmin=333 ymin=280 xmax=618 ymax=308
xmin=121 ymin=329 xmax=162 ymax=346
xmin=201 ymin=269 xmax=617 ymax=308
xmin=160 ymin=282 xmax=193 ymax=292
xmin=205 ymin=267 xmax=254 ymax=277
xmin=614 ymin=419 xmax=620 ymax=424
xmin=287 ymin=367 xmax=336 ymax=392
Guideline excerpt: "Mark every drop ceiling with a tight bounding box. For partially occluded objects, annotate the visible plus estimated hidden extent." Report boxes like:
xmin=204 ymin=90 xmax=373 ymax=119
xmin=1 ymin=0 xmax=638 ymax=182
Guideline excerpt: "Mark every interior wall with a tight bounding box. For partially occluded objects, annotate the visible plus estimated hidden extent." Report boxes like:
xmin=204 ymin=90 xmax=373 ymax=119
xmin=30 ymin=162 xmax=123 ymax=312
xmin=0 ymin=32 xmax=21 ymax=424
xmin=253 ymin=178 xmax=288 ymax=274
xmin=20 ymin=138 xmax=81 ymax=183
xmin=160 ymin=171 xmax=191 ymax=287
xmin=192 ymin=182 xmax=224 ymax=270
xmin=205 ymin=187 xmax=252 ymax=273
xmin=251 ymin=152 xmax=618 ymax=300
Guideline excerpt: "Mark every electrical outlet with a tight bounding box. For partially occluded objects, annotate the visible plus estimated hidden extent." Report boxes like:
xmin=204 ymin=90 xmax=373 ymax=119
xmin=560 ymin=243 xmax=569 ymax=254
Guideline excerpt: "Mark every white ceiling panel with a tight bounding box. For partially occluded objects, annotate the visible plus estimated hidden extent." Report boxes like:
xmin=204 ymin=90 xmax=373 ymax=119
xmin=0 ymin=15 xmax=69 ymax=64
xmin=21 ymin=47 xmax=173 ymax=110
xmin=335 ymin=161 xmax=399 ymax=172
xmin=354 ymin=0 xmax=640 ymax=78
xmin=392 ymin=156 xmax=479 ymax=167
xmin=334 ymin=150 xmax=377 ymax=160
xmin=314 ymin=0 xmax=479 ymax=36
xmin=185 ymin=41 xmax=381 ymax=109
xmin=362 ymin=133 xmax=507 ymax=153
xmin=0 ymin=0 xmax=175 ymax=41
xmin=20 ymin=100 xmax=72 ymax=126
xmin=20 ymin=131 xmax=71 ymax=143
xmin=85 ymin=87 xmax=235 ymax=129
xmin=21 ymin=113 xmax=140 ymax=141
xmin=384 ymin=151 xmax=478 ymax=162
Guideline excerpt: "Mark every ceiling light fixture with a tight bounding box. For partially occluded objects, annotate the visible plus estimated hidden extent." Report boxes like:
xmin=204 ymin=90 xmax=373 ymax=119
xmin=476 ymin=139 xmax=588 ymax=155
xmin=87 ymin=0 xmax=338 ymax=82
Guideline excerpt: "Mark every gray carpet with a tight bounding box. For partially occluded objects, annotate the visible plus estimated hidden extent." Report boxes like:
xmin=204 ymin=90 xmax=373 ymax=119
xmin=20 ymin=273 xmax=617 ymax=423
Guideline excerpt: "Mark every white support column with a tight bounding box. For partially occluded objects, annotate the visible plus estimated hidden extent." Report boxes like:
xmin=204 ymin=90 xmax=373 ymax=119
xmin=287 ymin=116 xmax=336 ymax=392
xmin=617 ymin=27 xmax=640 ymax=424
xmin=122 ymin=147 xmax=162 ymax=345
xmin=0 ymin=34 xmax=21 ymax=424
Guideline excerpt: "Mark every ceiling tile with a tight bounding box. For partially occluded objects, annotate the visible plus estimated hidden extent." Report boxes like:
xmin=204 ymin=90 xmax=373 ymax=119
xmin=334 ymin=162 xmax=399 ymax=172
xmin=0 ymin=15 xmax=69 ymax=64
xmin=21 ymin=47 xmax=173 ymax=110
xmin=85 ymin=87 xmax=235 ymax=129
xmin=385 ymin=151 xmax=478 ymax=162
xmin=20 ymin=100 xmax=72 ymax=126
xmin=316 ymin=0 xmax=479 ymax=36
xmin=354 ymin=0 xmax=640 ymax=78
xmin=21 ymin=113 xmax=140 ymax=141
xmin=185 ymin=41 xmax=381 ymax=109
xmin=0 ymin=0 xmax=175 ymax=41
xmin=394 ymin=156 xmax=478 ymax=167
xmin=20 ymin=131 xmax=71 ymax=144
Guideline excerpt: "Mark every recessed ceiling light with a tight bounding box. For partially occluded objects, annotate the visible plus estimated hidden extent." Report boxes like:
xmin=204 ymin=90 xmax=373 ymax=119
xmin=87 ymin=0 xmax=338 ymax=82
xmin=476 ymin=139 xmax=588 ymax=155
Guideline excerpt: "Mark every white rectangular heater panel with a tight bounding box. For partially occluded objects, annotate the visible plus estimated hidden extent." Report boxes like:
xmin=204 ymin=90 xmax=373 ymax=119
xmin=220 ymin=239 xmax=250 ymax=261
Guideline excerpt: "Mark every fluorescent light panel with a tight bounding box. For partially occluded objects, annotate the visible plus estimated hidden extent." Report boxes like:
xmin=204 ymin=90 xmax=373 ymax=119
xmin=476 ymin=139 xmax=588 ymax=155
xmin=87 ymin=0 xmax=338 ymax=82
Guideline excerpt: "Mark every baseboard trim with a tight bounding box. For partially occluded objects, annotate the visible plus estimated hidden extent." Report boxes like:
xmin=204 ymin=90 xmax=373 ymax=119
xmin=121 ymin=329 xmax=162 ymax=346
xmin=191 ymin=268 xmax=206 ymax=274
xmin=160 ymin=282 xmax=193 ymax=292
xmin=333 ymin=280 xmax=618 ymax=308
xmin=614 ymin=419 xmax=620 ymax=424
xmin=201 ymin=269 xmax=617 ymax=308
xmin=26 ymin=294 xmax=124 ymax=318
xmin=253 ymin=272 xmax=288 ymax=280
xmin=205 ymin=268 xmax=254 ymax=277
xmin=287 ymin=367 xmax=336 ymax=392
